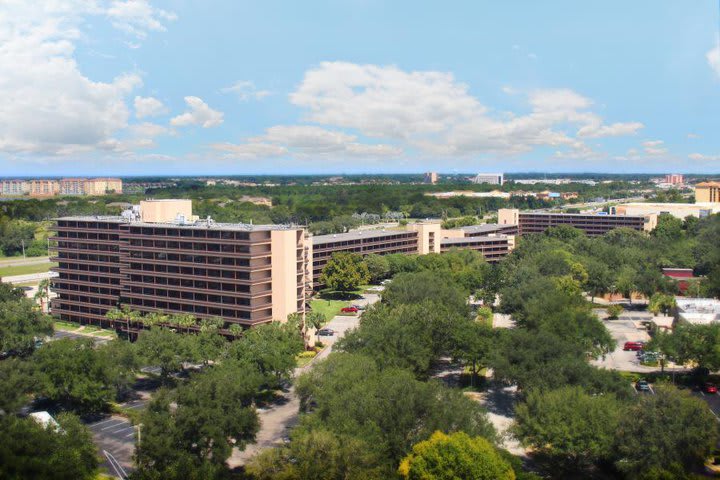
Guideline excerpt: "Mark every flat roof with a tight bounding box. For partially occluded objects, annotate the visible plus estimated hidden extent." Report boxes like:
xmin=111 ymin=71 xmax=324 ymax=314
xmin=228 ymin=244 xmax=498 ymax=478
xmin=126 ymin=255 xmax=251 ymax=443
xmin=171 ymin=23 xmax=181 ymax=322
xmin=55 ymin=216 xmax=299 ymax=232
xmin=441 ymin=234 xmax=508 ymax=245
xmin=313 ymin=229 xmax=416 ymax=244
xmin=459 ymin=224 xmax=517 ymax=234
xmin=520 ymin=211 xmax=647 ymax=219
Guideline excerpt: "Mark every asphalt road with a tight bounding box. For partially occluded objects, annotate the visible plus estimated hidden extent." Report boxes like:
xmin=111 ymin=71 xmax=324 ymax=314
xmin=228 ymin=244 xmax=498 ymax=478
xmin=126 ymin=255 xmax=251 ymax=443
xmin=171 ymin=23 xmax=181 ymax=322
xmin=86 ymin=413 xmax=138 ymax=478
xmin=0 ymin=256 xmax=50 ymax=267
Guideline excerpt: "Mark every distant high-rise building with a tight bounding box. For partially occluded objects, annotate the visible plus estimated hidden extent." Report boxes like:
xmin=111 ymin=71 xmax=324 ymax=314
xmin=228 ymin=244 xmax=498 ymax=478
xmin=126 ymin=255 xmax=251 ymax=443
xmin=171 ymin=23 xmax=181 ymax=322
xmin=423 ymin=172 xmax=438 ymax=184
xmin=28 ymin=179 xmax=59 ymax=197
xmin=0 ymin=179 xmax=28 ymax=196
xmin=472 ymin=173 xmax=504 ymax=185
xmin=664 ymin=174 xmax=684 ymax=185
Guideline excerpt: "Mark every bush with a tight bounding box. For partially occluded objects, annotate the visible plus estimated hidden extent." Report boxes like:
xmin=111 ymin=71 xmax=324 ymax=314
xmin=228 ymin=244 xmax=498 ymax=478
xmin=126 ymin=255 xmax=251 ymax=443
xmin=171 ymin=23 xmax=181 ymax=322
xmin=298 ymin=351 xmax=317 ymax=359
xmin=606 ymin=304 xmax=624 ymax=319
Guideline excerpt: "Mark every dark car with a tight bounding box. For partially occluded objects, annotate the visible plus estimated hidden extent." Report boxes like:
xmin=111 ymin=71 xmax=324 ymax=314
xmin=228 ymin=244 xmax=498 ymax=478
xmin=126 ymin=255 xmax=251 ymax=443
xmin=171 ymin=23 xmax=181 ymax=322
xmin=636 ymin=380 xmax=651 ymax=392
xmin=623 ymin=341 xmax=644 ymax=351
xmin=704 ymin=383 xmax=718 ymax=394
xmin=317 ymin=328 xmax=335 ymax=336
xmin=351 ymin=304 xmax=366 ymax=310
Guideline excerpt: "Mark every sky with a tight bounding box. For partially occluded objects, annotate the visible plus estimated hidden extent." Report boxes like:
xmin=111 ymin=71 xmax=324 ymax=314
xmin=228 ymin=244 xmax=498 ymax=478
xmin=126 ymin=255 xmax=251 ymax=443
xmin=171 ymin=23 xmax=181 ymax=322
xmin=1 ymin=0 xmax=720 ymax=176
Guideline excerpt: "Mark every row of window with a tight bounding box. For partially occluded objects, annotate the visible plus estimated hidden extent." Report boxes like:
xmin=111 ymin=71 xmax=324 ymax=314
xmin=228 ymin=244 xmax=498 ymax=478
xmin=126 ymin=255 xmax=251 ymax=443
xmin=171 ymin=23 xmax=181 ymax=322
xmin=127 ymin=275 xmax=258 ymax=293
xmin=127 ymin=227 xmax=260 ymax=241
xmin=127 ymin=251 xmax=260 ymax=266
xmin=127 ymin=238 xmax=264 ymax=254
xmin=123 ymin=297 xmax=260 ymax=320
xmin=127 ymin=263 xmax=264 ymax=281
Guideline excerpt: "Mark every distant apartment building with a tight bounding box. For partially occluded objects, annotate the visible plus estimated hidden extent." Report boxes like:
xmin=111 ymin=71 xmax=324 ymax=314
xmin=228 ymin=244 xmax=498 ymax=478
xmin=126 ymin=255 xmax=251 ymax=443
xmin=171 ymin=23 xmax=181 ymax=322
xmin=424 ymin=172 xmax=439 ymax=184
xmin=498 ymin=208 xmax=656 ymax=236
xmin=664 ymin=174 xmax=684 ymax=185
xmin=1 ymin=178 xmax=122 ymax=197
xmin=471 ymin=173 xmax=504 ymax=185
xmin=696 ymin=182 xmax=720 ymax=203
xmin=0 ymin=179 xmax=28 ymax=196
xmin=28 ymin=179 xmax=59 ymax=197
xmin=59 ymin=178 xmax=85 ymax=195
xmin=239 ymin=195 xmax=272 ymax=207
xmin=51 ymin=200 xmax=310 ymax=332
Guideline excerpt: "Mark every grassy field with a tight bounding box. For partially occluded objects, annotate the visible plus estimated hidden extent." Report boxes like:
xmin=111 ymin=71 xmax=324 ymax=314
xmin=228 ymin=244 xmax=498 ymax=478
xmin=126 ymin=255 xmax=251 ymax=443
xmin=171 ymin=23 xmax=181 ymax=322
xmin=309 ymin=298 xmax=350 ymax=322
xmin=54 ymin=320 xmax=81 ymax=331
xmin=0 ymin=262 xmax=56 ymax=277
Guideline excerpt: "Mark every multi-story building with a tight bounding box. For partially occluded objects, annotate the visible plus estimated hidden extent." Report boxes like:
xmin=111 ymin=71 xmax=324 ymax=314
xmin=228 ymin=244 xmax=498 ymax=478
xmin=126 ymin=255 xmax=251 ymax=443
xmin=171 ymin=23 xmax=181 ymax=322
xmin=423 ymin=172 xmax=438 ymax=184
xmin=0 ymin=179 xmax=28 ymax=196
xmin=611 ymin=202 xmax=720 ymax=220
xmin=28 ymin=179 xmax=59 ymax=197
xmin=471 ymin=173 xmax=504 ymax=185
xmin=83 ymin=178 xmax=123 ymax=195
xmin=696 ymin=182 xmax=720 ymax=203
xmin=59 ymin=178 xmax=85 ymax=195
xmin=311 ymin=224 xmax=441 ymax=284
xmin=51 ymin=200 xmax=310 ymax=332
xmin=498 ymin=208 xmax=656 ymax=236
xmin=665 ymin=174 xmax=684 ymax=185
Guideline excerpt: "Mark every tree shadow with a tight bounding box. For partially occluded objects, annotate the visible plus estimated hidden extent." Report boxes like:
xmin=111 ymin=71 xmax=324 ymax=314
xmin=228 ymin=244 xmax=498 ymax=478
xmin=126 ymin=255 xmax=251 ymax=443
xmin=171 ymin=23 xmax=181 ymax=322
xmin=318 ymin=290 xmax=363 ymax=301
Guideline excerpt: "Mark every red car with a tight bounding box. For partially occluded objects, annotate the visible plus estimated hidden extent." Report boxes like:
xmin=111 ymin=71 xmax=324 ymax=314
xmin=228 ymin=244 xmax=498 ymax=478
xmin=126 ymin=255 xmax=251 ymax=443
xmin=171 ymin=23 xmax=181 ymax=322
xmin=340 ymin=306 xmax=359 ymax=313
xmin=623 ymin=341 xmax=644 ymax=351
xmin=704 ymin=383 xmax=718 ymax=394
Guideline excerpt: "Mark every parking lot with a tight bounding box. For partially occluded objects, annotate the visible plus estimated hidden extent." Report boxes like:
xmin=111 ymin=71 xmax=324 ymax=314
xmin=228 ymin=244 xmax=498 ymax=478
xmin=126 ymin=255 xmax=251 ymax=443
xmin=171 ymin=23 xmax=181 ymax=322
xmin=87 ymin=414 xmax=137 ymax=478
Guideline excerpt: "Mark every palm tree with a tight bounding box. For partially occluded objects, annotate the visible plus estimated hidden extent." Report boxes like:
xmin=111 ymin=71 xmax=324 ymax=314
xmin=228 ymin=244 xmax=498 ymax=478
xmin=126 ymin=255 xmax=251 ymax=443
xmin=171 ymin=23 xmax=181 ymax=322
xmin=200 ymin=316 xmax=224 ymax=333
xmin=171 ymin=313 xmax=196 ymax=333
xmin=305 ymin=311 xmax=325 ymax=346
xmin=105 ymin=307 xmax=124 ymax=329
xmin=34 ymin=278 xmax=51 ymax=313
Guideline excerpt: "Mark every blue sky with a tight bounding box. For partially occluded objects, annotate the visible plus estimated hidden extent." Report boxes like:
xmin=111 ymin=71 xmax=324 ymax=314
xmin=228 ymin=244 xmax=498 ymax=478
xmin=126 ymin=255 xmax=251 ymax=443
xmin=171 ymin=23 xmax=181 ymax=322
xmin=1 ymin=0 xmax=720 ymax=175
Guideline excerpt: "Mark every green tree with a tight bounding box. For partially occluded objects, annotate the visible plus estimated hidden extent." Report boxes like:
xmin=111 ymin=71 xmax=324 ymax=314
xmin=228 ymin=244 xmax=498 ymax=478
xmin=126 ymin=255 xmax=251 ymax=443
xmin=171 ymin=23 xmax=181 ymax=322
xmin=364 ymin=254 xmax=390 ymax=283
xmin=606 ymin=304 xmax=624 ymax=319
xmin=225 ymin=321 xmax=303 ymax=387
xmin=648 ymin=293 xmax=676 ymax=316
xmin=398 ymin=431 xmax=515 ymax=480
xmin=0 ymin=358 xmax=37 ymax=414
xmin=514 ymin=386 xmax=620 ymax=472
xmin=382 ymin=270 xmax=469 ymax=315
xmin=319 ymin=252 xmax=370 ymax=293
xmin=0 ymin=298 xmax=53 ymax=356
xmin=246 ymin=429 xmax=390 ymax=480
xmin=452 ymin=320 xmax=494 ymax=388
xmin=296 ymin=353 xmax=496 ymax=465
xmin=614 ymin=385 xmax=718 ymax=477
xmin=0 ymin=413 xmax=99 ymax=480
xmin=33 ymin=338 xmax=122 ymax=412
xmin=135 ymin=328 xmax=194 ymax=382
xmin=585 ymin=260 xmax=612 ymax=303
xmin=614 ymin=266 xmax=637 ymax=303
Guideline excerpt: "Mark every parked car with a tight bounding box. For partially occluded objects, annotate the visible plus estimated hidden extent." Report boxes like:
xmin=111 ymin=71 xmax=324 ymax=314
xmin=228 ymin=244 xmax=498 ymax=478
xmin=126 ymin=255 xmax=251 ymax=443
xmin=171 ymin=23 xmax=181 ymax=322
xmin=636 ymin=379 xmax=651 ymax=392
xmin=352 ymin=304 xmax=366 ymax=310
xmin=623 ymin=341 xmax=644 ymax=351
xmin=340 ymin=306 xmax=359 ymax=313
xmin=704 ymin=383 xmax=718 ymax=394
xmin=317 ymin=328 xmax=335 ymax=336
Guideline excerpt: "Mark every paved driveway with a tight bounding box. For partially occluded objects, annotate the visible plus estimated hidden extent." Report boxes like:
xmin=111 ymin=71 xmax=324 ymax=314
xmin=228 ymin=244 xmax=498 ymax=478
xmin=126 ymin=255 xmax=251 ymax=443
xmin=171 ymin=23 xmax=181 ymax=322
xmin=86 ymin=414 xmax=136 ymax=478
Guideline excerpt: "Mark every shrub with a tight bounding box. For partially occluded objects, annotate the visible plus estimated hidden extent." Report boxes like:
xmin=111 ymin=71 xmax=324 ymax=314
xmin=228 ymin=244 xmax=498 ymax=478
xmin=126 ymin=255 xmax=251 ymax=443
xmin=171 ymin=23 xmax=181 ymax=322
xmin=606 ymin=304 xmax=624 ymax=320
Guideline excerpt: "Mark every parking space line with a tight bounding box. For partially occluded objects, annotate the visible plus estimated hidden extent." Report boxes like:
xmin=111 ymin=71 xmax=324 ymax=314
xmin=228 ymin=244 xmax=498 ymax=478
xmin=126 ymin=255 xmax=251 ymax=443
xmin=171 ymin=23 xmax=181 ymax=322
xmin=125 ymin=431 xmax=137 ymax=439
xmin=101 ymin=421 xmax=126 ymax=431
xmin=89 ymin=418 xmax=116 ymax=427
xmin=111 ymin=426 xmax=134 ymax=434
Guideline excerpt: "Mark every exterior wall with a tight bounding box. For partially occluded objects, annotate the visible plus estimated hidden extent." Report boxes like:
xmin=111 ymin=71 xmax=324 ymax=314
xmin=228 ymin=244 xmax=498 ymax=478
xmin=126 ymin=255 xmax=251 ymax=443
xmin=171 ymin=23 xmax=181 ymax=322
xmin=271 ymin=229 xmax=305 ymax=321
xmin=472 ymin=173 xmax=504 ymax=185
xmin=59 ymin=179 xmax=85 ymax=195
xmin=439 ymin=234 xmax=513 ymax=262
xmin=498 ymin=208 xmax=520 ymax=226
xmin=696 ymin=183 xmax=720 ymax=203
xmin=423 ymin=172 xmax=438 ymax=184
xmin=409 ymin=223 xmax=442 ymax=254
xmin=103 ymin=178 xmax=123 ymax=194
xmin=516 ymin=212 xmax=650 ymax=236
xmin=28 ymin=180 xmax=59 ymax=197
xmin=140 ymin=199 xmax=194 ymax=223
xmin=0 ymin=180 xmax=28 ymax=195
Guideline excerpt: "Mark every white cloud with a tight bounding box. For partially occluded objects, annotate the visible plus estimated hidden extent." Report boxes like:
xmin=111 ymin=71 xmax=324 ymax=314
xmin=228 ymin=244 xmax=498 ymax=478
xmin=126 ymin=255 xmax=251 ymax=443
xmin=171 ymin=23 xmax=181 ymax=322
xmin=641 ymin=140 xmax=668 ymax=156
xmin=221 ymin=81 xmax=271 ymax=101
xmin=106 ymin=0 xmax=177 ymax=39
xmin=212 ymin=142 xmax=288 ymax=159
xmin=689 ymin=153 xmax=720 ymax=161
xmin=290 ymin=61 xmax=485 ymax=139
xmin=134 ymin=96 xmax=167 ymax=118
xmin=707 ymin=43 xmax=720 ymax=78
xmin=170 ymin=97 xmax=224 ymax=128
xmin=0 ymin=1 xmax=147 ymax=155
xmin=212 ymin=125 xmax=401 ymax=159
xmin=288 ymin=62 xmax=643 ymax=157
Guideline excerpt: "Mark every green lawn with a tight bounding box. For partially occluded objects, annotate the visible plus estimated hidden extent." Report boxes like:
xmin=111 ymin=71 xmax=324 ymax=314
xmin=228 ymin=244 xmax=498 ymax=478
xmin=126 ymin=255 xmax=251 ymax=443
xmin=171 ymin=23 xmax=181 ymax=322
xmin=309 ymin=298 xmax=351 ymax=322
xmin=0 ymin=262 xmax=56 ymax=277
xmin=54 ymin=320 xmax=81 ymax=331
